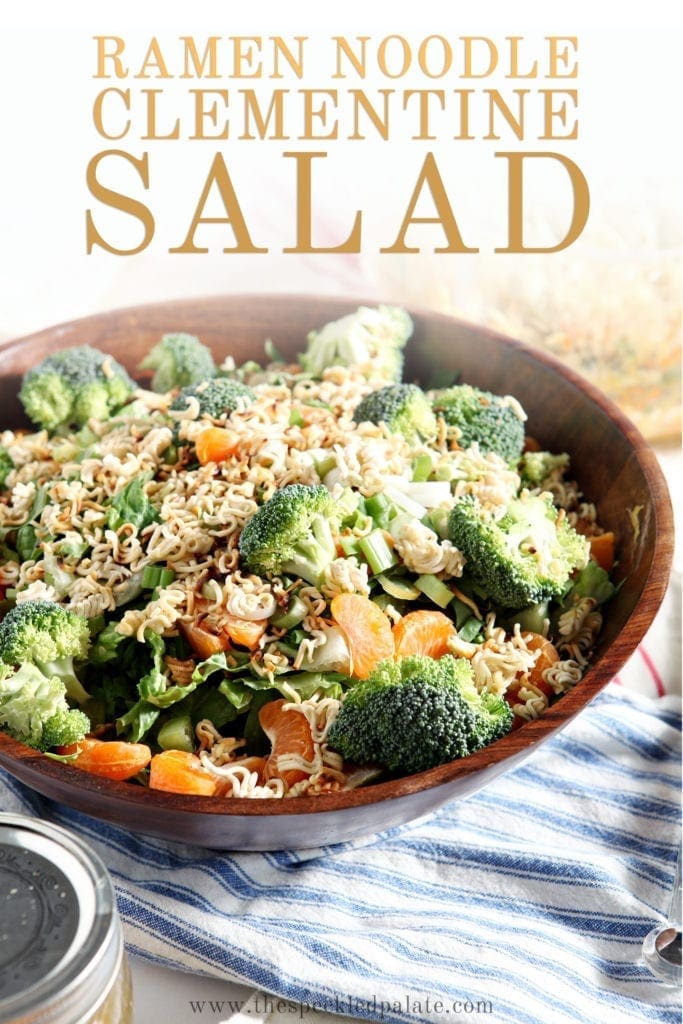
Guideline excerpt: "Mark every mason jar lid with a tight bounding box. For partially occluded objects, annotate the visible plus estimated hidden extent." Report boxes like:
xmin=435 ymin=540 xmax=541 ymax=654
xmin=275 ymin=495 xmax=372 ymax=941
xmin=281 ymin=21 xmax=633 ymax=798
xmin=0 ymin=813 xmax=123 ymax=1024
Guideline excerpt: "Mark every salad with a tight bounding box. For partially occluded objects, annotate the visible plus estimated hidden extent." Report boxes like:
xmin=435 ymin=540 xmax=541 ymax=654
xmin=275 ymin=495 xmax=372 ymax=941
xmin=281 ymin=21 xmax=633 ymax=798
xmin=0 ymin=306 xmax=616 ymax=799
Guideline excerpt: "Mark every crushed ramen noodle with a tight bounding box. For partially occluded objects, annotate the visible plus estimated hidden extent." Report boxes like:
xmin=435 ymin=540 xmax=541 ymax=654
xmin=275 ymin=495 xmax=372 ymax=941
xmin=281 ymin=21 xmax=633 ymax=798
xmin=0 ymin=306 xmax=617 ymax=798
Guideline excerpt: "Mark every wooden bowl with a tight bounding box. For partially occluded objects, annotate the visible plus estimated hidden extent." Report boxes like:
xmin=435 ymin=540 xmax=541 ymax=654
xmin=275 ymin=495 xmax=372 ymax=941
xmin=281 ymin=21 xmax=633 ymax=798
xmin=0 ymin=296 xmax=673 ymax=850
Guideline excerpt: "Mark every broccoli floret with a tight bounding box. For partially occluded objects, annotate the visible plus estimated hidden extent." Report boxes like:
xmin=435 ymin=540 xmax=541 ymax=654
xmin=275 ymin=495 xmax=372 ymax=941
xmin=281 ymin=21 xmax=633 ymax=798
xmin=299 ymin=305 xmax=413 ymax=382
xmin=448 ymin=493 xmax=590 ymax=608
xmin=19 ymin=346 xmax=135 ymax=432
xmin=519 ymin=450 xmax=570 ymax=488
xmin=353 ymin=383 xmax=437 ymax=443
xmin=0 ymin=448 xmax=13 ymax=489
xmin=170 ymin=378 xmax=255 ymax=418
xmin=40 ymin=707 xmax=91 ymax=751
xmin=139 ymin=333 xmax=216 ymax=393
xmin=327 ymin=654 xmax=513 ymax=774
xmin=0 ymin=600 xmax=91 ymax=704
xmin=238 ymin=483 xmax=350 ymax=587
xmin=0 ymin=662 xmax=90 ymax=750
xmin=432 ymin=384 xmax=526 ymax=462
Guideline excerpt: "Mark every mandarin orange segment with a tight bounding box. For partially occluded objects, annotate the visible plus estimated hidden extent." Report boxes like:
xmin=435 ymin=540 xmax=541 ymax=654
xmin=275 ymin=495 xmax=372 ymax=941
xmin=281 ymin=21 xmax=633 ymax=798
xmin=259 ymin=698 xmax=316 ymax=787
xmin=148 ymin=749 xmax=217 ymax=796
xmin=180 ymin=620 xmax=231 ymax=659
xmin=589 ymin=531 xmax=615 ymax=572
xmin=59 ymin=737 xmax=152 ymax=781
xmin=195 ymin=426 xmax=239 ymax=465
xmin=392 ymin=610 xmax=457 ymax=660
xmin=522 ymin=632 xmax=560 ymax=695
xmin=330 ymin=593 xmax=395 ymax=679
xmin=222 ymin=613 xmax=267 ymax=650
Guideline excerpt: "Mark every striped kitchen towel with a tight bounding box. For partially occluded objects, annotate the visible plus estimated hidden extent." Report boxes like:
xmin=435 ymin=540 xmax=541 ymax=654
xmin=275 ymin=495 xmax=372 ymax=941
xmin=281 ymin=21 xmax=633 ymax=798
xmin=0 ymin=684 xmax=680 ymax=1024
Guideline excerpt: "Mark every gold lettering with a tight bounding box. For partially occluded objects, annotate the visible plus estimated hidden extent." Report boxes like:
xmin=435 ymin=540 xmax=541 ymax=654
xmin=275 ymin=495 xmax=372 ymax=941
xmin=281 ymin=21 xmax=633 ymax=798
xmin=377 ymin=35 xmax=411 ymax=79
xmin=134 ymin=37 xmax=172 ymax=79
xmin=283 ymin=152 xmax=362 ymax=253
xmin=540 ymin=90 xmax=578 ymax=140
xmin=349 ymin=89 xmax=392 ymax=140
xmin=170 ymin=154 xmax=267 ymax=253
xmin=495 ymin=151 xmax=589 ymax=253
xmin=403 ymin=90 xmax=445 ymax=140
xmin=141 ymin=90 xmax=180 ymax=140
xmin=94 ymin=36 xmax=128 ymax=78
xmin=506 ymin=37 xmax=538 ymax=78
xmin=86 ymin=150 xmax=154 ymax=255
xmin=301 ymin=90 xmax=338 ymax=140
xmin=548 ymin=37 xmax=578 ymax=78
xmin=417 ymin=36 xmax=452 ymax=78
xmin=332 ymin=36 xmax=369 ymax=78
xmin=232 ymin=37 xmax=263 ymax=78
xmin=180 ymin=37 xmax=220 ymax=78
xmin=92 ymin=88 xmax=131 ymax=140
xmin=484 ymin=89 xmax=528 ymax=141
xmin=381 ymin=153 xmax=478 ymax=253
xmin=272 ymin=36 xmax=306 ymax=78
xmin=190 ymin=90 xmax=230 ymax=140
xmin=240 ymin=90 xmax=288 ymax=140
xmin=462 ymin=37 xmax=498 ymax=78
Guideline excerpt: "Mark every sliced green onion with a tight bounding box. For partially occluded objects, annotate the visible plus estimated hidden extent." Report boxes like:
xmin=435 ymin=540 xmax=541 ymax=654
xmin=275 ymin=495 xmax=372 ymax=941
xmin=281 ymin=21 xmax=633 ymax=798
xmin=411 ymin=454 xmax=433 ymax=482
xmin=339 ymin=534 xmax=362 ymax=557
xmin=288 ymin=408 xmax=305 ymax=427
xmin=428 ymin=507 xmax=451 ymax=540
xmin=313 ymin=453 xmax=337 ymax=479
xmin=458 ymin=617 xmax=483 ymax=642
xmin=359 ymin=530 xmax=397 ymax=575
xmin=271 ymin=595 xmax=308 ymax=630
xmin=451 ymin=597 xmax=475 ymax=629
xmin=141 ymin=565 xmax=176 ymax=590
xmin=415 ymin=574 xmax=454 ymax=609
xmin=377 ymin=573 xmax=420 ymax=600
xmin=157 ymin=714 xmax=195 ymax=753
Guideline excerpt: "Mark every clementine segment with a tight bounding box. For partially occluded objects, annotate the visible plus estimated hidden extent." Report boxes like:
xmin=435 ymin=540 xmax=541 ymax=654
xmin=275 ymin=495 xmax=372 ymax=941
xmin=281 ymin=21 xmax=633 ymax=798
xmin=522 ymin=632 xmax=559 ymax=698
xmin=589 ymin=532 xmax=615 ymax=572
xmin=259 ymin=698 xmax=316 ymax=787
xmin=60 ymin=737 xmax=151 ymax=781
xmin=222 ymin=613 xmax=267 ymax=650
xmin=180 ymin=620 xmax=231 ymax=659
xmin=392 ymin=610 xmax=457 ymax=659
xmin=149 ymin=749 xmax=217 ymax=796
xmin=195 ymin=426 xmax=239 ymax=465
xmin=330 ymin=593 xmax=395 ymax=679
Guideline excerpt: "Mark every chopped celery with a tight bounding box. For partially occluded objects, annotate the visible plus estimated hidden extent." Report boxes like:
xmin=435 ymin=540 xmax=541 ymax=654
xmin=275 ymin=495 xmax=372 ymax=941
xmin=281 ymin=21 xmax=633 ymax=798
xmin=289 ymin=408 xmax=305 ymax=427
xmin=376 ymin=573 xmax=420 ymax=600
xmin=428 ymin=506 xmax=450 ymax=540
xmin=141 ymin=565 xmax=176 ymax=589
xmin=411 ymin=454 xmax=433 ymax=481
xmin=157 ymin=714 xmax=195 ymax=753
xmin=271 ymin=595 xmax=307 ymax=630
xmin=339 ymin=534 xmax=361 ymax=557
xmin=415 ymin=574 xmax=454 ymax=609
xmin=359 ymin=529 xmax=397 ymax=575
xmin=313 ymin=452 xmax=337 ymax=478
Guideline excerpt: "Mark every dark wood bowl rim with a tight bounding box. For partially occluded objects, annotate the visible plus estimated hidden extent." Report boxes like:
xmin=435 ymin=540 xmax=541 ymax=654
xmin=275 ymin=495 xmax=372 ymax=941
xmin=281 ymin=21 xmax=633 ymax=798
xmin=0 ymin=294 xmax=674 ymax=818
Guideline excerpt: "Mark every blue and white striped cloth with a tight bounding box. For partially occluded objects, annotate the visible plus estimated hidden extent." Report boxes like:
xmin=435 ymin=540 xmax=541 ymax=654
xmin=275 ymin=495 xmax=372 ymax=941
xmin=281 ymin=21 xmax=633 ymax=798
xmin=1 ymin=685 xmax=680 ymax=1024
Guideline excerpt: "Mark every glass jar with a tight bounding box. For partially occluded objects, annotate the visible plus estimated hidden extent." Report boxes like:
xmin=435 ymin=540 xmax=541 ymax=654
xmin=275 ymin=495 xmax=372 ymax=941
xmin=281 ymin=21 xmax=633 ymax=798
xmin=0 ymin=813 xmax=133 ymax=1024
